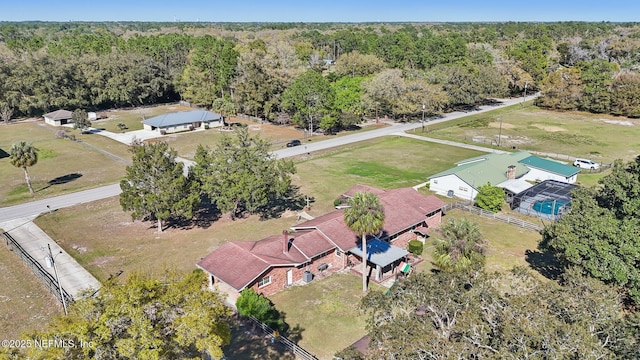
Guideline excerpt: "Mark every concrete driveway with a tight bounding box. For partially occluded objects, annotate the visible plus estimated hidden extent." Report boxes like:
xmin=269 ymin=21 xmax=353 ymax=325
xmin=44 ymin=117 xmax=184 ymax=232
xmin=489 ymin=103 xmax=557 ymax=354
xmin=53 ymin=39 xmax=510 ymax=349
xmin=89 ymin=128 xmax=163 ymax=145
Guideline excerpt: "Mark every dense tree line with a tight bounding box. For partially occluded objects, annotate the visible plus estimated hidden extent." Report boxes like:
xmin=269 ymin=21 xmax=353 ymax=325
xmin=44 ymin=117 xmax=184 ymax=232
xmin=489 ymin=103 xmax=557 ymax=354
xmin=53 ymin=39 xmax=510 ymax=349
xmin=1 ymin=21 xmax=639 ymax=124
xmin=543 ymin=155 xmax=640 ymax=304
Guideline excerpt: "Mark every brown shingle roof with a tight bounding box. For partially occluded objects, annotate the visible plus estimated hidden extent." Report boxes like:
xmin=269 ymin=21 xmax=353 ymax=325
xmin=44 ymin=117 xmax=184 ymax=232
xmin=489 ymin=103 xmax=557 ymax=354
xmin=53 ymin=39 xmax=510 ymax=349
xmin=294 ymin=186 xmax=446 ymax=244
xmin=291 ymin=210 xmax=360 ymax=251
xmin=289 ymin=229 xmax=335 ymax=258
xmin=378 ymin=188 xmax=446 ymax=236
xmin=197 ymin=235 xmax=307 ymax=291
xmin=198 ymin=186 xmax=446 ymax=291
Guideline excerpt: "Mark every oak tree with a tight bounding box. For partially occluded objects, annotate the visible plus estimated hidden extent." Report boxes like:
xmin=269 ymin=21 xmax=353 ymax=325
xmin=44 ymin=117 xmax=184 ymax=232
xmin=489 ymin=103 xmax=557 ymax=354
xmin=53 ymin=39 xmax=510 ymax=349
xmin=543 ymin=156 xmax=640 ymax=303
xmin=22 ymin=271 xmax=231 ymax=360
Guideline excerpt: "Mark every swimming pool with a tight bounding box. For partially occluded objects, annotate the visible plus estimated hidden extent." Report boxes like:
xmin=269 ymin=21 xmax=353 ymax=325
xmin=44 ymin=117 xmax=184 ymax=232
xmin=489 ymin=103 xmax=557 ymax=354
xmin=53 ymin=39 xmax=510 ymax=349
xmin=532 ymin=199 xmax=569 ymax=215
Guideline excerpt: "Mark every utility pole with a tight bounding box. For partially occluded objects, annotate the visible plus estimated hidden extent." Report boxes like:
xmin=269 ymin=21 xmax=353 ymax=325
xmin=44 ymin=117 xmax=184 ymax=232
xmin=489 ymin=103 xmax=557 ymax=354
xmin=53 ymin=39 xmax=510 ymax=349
xmin=421 ymin=103 xmax=426 ymax=133
xmin=46 ymin=244 xmax=67 ymax=315
xmin=498 ymin=117 xmax=503 ymax=147
xmin=523 ymin=81 xmax=528 ymax=103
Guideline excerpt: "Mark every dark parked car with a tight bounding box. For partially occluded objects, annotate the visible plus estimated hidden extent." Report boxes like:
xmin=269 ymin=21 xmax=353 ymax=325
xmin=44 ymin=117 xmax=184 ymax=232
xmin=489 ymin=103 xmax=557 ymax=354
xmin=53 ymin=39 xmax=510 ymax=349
xmin=286 ymin=139 xmax=302 ymax=147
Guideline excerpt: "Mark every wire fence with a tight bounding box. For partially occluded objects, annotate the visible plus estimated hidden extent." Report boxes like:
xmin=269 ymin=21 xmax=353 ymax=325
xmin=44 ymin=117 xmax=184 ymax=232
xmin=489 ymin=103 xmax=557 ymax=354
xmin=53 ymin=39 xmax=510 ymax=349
xmin=247 ymin=316 xmax=319 ymax=360
xmin=1 ymin=231 xmax=74 ymax=307
xmin=443 ymin=203 xmax=543 ymax=231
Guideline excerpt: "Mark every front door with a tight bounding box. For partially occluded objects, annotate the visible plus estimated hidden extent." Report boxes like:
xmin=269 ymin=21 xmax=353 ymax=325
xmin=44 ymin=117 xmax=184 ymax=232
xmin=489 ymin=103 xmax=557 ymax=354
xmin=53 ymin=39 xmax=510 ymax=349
xmin=286 ymin=269 xmax=293 ymax=286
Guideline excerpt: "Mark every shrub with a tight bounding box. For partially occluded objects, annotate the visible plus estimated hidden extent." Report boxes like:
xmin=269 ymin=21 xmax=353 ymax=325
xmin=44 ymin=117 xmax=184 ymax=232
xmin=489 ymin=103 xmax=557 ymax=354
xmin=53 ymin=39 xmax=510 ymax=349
xmin=204 ymin=124 xmax=210 ymax=130
xmin=333 ymin=198 xmax=343 ymax=207
xmin=236 ymin=288 xmax=287 ymax=331
xmin=408 ymin=240 xmax=423 ymax=256
xmin=335 ymin=346 xmax=365 ymax=360
xmin=475 ymin=182 xmax=505 ymax=212
xmin=160 ymin=129 xmax=166 ymax=135
xmin=55 ymin=130 xmax=67 ymax=139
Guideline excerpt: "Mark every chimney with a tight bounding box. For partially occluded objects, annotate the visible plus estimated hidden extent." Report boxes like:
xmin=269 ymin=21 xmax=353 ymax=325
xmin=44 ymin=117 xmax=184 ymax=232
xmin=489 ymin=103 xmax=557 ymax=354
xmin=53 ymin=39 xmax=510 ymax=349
xmin=282 ymin=230 xmax=289 ymax=254
xmin=506 ymin=165 xmax=516 ymax=180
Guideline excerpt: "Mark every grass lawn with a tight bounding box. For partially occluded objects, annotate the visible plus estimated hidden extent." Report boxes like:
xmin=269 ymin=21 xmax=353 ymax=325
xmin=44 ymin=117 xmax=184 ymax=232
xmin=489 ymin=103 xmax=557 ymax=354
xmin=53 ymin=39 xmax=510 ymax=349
xmin=0 ymin=239 xmax=61 ymax=339
xmin=0 ymin=122 xmax=126 ymax=206
xmin=295 ymin=136 xmax=484 ymax=214
xmin=269 ymin=273 xmax=385 ymax=360
xmin=425 ymin=105 xmax=640 ymax=164
xmin=415 ymin=209 xmax=544 ymax=275
xmin=159 ymin=118 xmax=388 ymax=160
xmin=33 ymin=197 xmax=300 ymax=283
xmin=91 ymin=104 xmax=193 ymax=133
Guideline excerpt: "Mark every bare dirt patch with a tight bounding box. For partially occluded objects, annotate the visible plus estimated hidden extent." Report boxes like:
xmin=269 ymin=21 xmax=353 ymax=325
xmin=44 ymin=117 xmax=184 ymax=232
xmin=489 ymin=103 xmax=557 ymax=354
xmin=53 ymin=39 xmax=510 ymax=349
xmin=472 ymin=135 xmax=533 ymax=147
xmin=601 ymin=119 xmax=635 ymax=126
xmin=532 ymin=124 xmax=567 ymax=132
xmin=488 ymin=122 xmax=516 ymax=129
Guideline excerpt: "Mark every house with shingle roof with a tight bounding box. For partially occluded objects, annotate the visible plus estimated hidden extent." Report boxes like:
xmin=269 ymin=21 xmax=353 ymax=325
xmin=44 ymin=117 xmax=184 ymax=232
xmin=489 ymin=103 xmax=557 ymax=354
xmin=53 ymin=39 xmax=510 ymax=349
xmin=142 ymin=109 xmax=223 ymax=134
xmin=428 ymin=151 xmax=579 ymax=200
xmin=197 ymin=185 xmax=446 ymax=297
xmin=43 ymin=109 xmax=73 ymax=126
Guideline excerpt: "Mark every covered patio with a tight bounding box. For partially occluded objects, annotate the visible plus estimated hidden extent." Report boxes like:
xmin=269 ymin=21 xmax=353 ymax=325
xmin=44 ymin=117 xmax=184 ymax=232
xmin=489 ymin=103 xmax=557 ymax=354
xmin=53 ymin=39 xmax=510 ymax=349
xmin=349 ymin=239 xmax=410 ymax=282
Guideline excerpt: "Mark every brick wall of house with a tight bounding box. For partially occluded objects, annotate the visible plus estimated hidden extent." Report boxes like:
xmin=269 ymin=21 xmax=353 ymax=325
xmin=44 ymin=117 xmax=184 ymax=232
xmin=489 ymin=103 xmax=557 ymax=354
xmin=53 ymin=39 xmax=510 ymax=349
xmin=250 ymin=249 xmax=347 ymax=297
xmin=391 ymin=231 xmax=418 ymax=249
xmin=426 ymin=211 xmax=442 ymax=229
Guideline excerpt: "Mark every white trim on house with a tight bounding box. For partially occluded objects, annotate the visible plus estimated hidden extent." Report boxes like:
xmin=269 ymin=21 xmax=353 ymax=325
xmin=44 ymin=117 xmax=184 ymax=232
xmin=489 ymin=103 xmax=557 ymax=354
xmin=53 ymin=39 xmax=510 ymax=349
xmin=429 ymin=174 xmax=478 ymax=200
xmin=520 ymin=166 xmax=577 ymax=184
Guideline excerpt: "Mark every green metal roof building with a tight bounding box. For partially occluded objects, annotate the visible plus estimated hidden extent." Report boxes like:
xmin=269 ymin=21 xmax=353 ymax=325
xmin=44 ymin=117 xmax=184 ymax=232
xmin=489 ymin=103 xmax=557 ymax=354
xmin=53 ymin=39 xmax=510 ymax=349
xmin=428 ymin=151 xmax=579 ymax=200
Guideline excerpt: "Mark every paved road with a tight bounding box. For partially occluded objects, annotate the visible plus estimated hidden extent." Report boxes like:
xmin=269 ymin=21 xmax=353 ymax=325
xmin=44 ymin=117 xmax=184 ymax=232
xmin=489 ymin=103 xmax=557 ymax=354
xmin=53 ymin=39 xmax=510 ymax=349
xmin=0 ymin=184 xmax=122 ymax=223
xmin=0 ymin=94 xmax=535 ymax=223
xmin=0 ymin=217 xmax=101 ymax=299
xmin=271 ymin=95 xmax=534 ymax=158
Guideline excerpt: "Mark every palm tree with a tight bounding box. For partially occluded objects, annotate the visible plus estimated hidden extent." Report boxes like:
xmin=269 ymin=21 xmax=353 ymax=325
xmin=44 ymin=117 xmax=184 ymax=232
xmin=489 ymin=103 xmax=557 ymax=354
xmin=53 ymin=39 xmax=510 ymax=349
xmin=433 ymin=218 xmax=487 ymax=272
xmin=9 ymin=141 xmax=38 ymax=194
xmin=344 ymin=191 xmax=385 ymax=292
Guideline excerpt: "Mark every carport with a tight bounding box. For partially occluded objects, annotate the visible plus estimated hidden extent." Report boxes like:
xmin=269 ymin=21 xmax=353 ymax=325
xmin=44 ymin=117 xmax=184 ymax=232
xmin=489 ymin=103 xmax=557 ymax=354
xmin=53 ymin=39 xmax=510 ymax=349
xmin=349 ymin=239 xmax=409 ymax=282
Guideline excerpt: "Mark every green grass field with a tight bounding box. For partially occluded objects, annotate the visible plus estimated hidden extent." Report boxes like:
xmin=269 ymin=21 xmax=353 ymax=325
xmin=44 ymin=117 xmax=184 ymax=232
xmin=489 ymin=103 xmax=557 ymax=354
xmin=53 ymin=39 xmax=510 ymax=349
xmin=295 ymin=136 xmax=484 ymax=214
xmin=425 ymin=105 xmax=640 ymax=164
xmin=0 ymin=123 xmax=126 ymax=206
xmin=91 ymin=104 xmax=193 ymax=133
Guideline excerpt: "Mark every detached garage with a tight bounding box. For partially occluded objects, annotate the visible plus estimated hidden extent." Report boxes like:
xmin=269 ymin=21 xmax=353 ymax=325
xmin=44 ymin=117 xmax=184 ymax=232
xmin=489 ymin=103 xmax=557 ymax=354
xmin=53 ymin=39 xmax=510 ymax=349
xmin=43 ymin=109 xmax=73 ymax=126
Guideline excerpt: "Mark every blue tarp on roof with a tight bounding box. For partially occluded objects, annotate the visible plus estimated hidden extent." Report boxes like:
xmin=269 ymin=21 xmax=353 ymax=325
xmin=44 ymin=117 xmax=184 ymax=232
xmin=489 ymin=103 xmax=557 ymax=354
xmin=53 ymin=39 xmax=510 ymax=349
xmin=142 ymin=110 xmax=222 ymax=128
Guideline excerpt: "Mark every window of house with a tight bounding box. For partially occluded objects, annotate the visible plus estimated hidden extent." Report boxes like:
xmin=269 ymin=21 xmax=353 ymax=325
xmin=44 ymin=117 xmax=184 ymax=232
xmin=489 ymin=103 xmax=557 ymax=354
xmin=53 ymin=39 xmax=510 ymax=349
xmin=335 ymin=249 xmax=343 ymax=257
xmin=433 ymin=179 xmax=438 ymax=184
xmin=459 ymin=186 xmax=468 ymax=192
xmin=258 ymin=276 xmax=271 ymax=287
